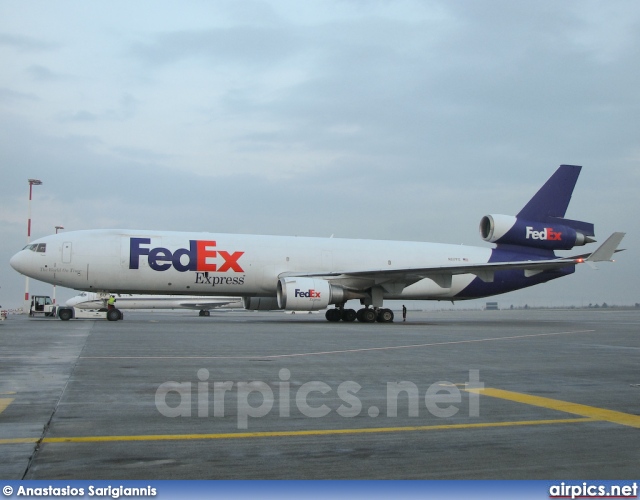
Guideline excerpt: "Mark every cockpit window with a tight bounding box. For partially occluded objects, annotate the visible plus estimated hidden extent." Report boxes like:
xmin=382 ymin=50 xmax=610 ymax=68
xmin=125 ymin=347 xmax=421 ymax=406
xmin=22 ymin=243 xmax=46 ymax=253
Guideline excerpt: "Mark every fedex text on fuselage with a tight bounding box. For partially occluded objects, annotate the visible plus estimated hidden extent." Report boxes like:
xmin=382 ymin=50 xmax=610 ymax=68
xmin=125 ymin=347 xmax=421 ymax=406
xmin=129 ymin=238 xmax=244 ymax=273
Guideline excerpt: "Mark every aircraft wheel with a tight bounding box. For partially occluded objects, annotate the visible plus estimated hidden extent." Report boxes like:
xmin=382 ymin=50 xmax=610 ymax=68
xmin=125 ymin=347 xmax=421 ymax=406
xmin=107 ymin=308 xmax=122 ymax=321
xmin=341 ymin=309 xmax=357 ymax=322
xmin=358 ymin=308 xmax=377 ymax=323
xmin=325 ymin=309 xmax=341 ymax=322
xmin=377 ymin=308 xmax=394 ymax=323
xmin=58 ymin=308 xmax=73 ymax=321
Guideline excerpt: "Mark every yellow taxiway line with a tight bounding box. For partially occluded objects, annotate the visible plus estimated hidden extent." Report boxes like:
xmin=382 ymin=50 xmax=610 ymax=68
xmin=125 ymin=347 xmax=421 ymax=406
xmin=0 ymin=398 xmax=14 ymax=416
xmin=1 ymin=387 xmax=638 ymax=445
xmin=0 ymin=417 xmax=594 ymax=445
xmin=465 ymin=387 xmax=640 ymax=429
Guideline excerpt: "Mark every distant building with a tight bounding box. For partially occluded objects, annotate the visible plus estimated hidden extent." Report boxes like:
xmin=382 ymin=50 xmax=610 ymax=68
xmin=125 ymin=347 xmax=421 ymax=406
xmin=485 ymin=301 xmax=499 ymax=310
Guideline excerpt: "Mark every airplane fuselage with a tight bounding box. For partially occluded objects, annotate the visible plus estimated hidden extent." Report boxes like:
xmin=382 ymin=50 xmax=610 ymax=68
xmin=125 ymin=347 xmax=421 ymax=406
xmin=12 ymin=166 xmax=621 ymax=322
xmin=10 ymin=229 xmax=564 ymax=302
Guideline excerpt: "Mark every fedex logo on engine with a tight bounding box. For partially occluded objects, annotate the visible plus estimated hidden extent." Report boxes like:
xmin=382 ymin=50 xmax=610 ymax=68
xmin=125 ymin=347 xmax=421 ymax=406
xmin=525 ymin=226 xmax=562 ymax=241
xmin=129 ymin=238 xmax=244 ymax=272
xmin=294 ymin=289 xmax=321 ymax=299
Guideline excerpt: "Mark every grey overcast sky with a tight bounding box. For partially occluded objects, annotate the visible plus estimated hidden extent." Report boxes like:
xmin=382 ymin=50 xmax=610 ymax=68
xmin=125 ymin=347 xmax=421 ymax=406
xmin=1 ymin=1 xmax=638 ymax=309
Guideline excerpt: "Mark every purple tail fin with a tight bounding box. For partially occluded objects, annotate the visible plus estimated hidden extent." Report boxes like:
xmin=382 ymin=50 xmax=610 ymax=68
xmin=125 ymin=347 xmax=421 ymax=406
xmin=517 ymin=165 xmax=594 ymax=236
xmin=517 ymin=164 xmax=581 ymax=219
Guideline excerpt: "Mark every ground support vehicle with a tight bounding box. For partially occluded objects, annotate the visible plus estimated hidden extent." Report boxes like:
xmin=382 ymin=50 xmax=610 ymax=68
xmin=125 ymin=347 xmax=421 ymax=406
xmin=29 ymin=295 xmax=123 ymax=321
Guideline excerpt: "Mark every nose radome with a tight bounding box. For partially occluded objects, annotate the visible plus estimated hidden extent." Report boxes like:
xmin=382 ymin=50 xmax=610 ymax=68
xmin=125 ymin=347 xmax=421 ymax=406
xmin=9 ymin=251 xmax=26 ymax=275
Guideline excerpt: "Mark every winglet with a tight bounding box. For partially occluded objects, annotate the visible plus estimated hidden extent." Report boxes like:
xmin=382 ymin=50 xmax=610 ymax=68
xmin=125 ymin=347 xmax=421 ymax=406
xmin=585 ymin=232 xmax=626 ymax=263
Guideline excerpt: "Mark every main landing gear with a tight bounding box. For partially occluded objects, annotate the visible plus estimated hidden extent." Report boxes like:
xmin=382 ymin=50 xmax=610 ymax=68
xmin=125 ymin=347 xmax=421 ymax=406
xmin=325 ymin=307 xmax=394 ymax=323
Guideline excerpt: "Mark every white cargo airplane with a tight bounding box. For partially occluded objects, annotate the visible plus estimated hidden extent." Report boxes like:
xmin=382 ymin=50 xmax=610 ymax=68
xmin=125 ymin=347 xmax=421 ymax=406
xmin=10 ymin=166 xmax=624 ymax=323
xmin=66 ymin=292 xmax=243 ymax=316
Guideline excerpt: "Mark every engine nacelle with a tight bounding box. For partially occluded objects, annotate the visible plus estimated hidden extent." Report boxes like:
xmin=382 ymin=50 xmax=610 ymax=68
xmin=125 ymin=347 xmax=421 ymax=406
xmin=242 ymin=296 xmax=280 ymax=311
xmin=277 ymin=277 xmax=346 ymax=311
xmin=480 ymin=214 xmax=594 ymax=250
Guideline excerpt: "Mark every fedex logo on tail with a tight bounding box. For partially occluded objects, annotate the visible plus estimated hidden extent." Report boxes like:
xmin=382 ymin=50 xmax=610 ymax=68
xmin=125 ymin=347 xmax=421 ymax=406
xmin=129 ymin=238 xmax=244 ymax=272
xmin=295 ymin=289 xmax=321 ymax=299
xmin=525 ymin=226 xmax=562 ymax=241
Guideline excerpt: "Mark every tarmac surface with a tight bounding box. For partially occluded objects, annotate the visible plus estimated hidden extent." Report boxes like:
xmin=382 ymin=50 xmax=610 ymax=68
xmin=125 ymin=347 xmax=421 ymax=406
xmin=0 ymin=307 xmax=638 ymax=479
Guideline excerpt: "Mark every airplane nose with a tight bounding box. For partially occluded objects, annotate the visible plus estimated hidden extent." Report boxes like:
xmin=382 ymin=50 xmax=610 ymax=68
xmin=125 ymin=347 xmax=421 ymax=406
xmin=10 ymin=250 xmax=29 ymax=276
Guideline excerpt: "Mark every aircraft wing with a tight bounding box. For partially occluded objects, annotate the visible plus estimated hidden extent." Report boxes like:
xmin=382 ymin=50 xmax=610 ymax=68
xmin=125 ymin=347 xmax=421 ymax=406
xmin=282 ymin=232 xmax=625 ymax=289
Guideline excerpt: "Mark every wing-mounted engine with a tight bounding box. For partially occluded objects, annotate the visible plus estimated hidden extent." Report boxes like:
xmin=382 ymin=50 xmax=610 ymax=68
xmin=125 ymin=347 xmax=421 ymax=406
xmin=277 ymin=277 xmax=349 ymax=311
xmin=480 ymin=214 xmax=596 ymax=250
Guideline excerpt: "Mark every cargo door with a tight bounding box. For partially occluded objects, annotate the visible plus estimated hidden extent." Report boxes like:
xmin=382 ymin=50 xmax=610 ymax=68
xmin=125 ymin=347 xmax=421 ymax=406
xmin=62 ymin=242 xmax=72 ymax=263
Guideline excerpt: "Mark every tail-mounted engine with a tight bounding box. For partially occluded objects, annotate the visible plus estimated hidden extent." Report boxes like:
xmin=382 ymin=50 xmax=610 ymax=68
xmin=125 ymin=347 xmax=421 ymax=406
xmin=480 ymin=214 xmax=595 ymax=250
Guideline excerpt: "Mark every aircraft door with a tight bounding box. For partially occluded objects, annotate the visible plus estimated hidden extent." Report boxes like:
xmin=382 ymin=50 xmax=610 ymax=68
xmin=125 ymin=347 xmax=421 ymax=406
xmin=62 ymin=242 xmax=72 ymax=263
